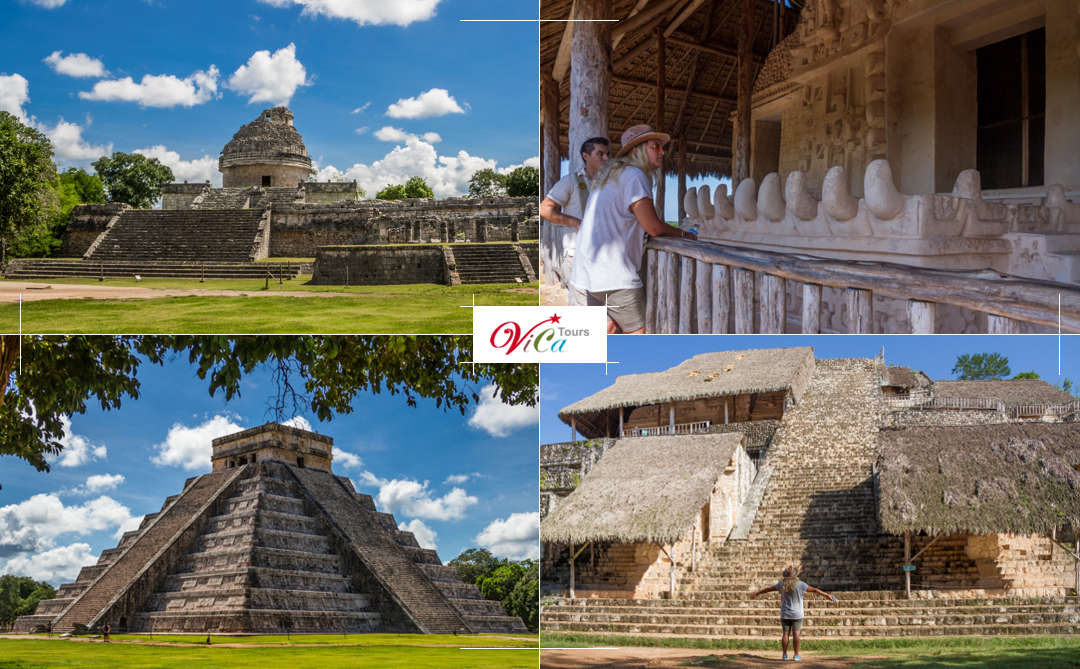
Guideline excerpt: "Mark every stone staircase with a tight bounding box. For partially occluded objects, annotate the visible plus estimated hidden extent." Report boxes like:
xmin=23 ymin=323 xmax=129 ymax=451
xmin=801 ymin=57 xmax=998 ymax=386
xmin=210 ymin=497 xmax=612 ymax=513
xmin=193 ymin=188 xmax=251 ymax=209
xmin=4 ymin=259 xmax=305 ymax=280
xmin=541 ymin=359 xmax=1080 ymax=638
xmin=450 ymin=244 xmax=536 ymax=284
xmin=87 ymin=209 xmax=265 ymax=262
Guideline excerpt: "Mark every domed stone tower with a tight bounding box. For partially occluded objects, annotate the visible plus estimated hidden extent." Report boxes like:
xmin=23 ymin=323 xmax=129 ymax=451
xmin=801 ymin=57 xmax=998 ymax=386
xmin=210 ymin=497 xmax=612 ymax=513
xmin=219 ymin=107 xmax=313 ymax=188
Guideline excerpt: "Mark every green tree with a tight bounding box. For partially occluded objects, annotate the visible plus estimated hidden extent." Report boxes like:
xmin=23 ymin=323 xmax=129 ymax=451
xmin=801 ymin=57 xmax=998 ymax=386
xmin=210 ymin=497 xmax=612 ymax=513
xmin=376 ymin=183 xmax=407 ymax=200
xmin=92 ymin=152 xmax=174 ymax=209
xmin=13 ymin=168 xmax=106 ymax=257
xmin=505 ymin=166 xmax=539 ymax=197
xmin=505 ymin=560 xmax=538 ymax=631
xmin=1012 ymin=371 xmax=1040 ymax=379
xmin=479 ymin=562 xmax=525 ymax=603
xmin=403 ymin=176 xmax=434 ymax=199
xmin=448 ymin=548 xmax=505 ymax=586
xmin=951 ymin=353 xmax=1011 ymax=380
xmin=0 ymin=336 xmax=537 ymax=481
xmin=1063 ymin=378 xmax=1075 ymax=396
xmin=467 ymin=168 xmax=506 ymax=198
xmin=0 ymin=111 xmax=59 ymax=262
xmin=0 ymin=575 xmax=56 ymax=629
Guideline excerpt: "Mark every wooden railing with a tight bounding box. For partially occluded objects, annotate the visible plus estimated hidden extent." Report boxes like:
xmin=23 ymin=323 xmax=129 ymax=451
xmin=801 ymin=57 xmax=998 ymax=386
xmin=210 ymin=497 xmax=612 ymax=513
xmin=623 ymin=420 xmax=711 ymax=437
xmin=885 ymin=396 xmax=1080 ymax=417
xmin=643 ymin=238 xmax=1080 ymax=333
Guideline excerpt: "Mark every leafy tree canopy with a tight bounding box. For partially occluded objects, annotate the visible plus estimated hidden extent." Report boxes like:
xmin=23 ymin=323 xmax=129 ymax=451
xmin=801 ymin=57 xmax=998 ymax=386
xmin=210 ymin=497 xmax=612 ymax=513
xmin=0 ymin=336 xmax=537 ymax=482
xmin=92 ymin=152 xmax=174 ymax=209
xmin=0 ymin=574 xmax=55 ymax=629
xmin=403 ymin=176 xmax=434 ymax=199
xmin=448 ymin=548 xmax=505 ymax=586
xmin=376 ymin=183 xmax=407 ymax=201
xmin=951 ymin=353 xmax=1010 ymax=380
xmin=505 ymin=166 xmax=539 ymax=197
xmin=14 ymin=168 xmax=106 ymax=257
xmin=0 ymin=111 xmax=58 ymax=260
xmin=1012 ymin=371 xmax=1040 ymax=380
xmin=479 ymin=562 xmax=525 ymax=602
xmin=467 ymin=168 xmax=506 ymax=198
xmin=450 ymin=549 xmax=537 ymax=632
xmin=505 ymin=560 xmax=538 ymax=631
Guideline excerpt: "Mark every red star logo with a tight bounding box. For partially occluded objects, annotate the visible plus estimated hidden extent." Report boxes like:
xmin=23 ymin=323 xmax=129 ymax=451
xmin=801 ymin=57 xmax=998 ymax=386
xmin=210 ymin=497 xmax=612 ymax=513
xmin=549 ymin=313 xmax=561 ymax=324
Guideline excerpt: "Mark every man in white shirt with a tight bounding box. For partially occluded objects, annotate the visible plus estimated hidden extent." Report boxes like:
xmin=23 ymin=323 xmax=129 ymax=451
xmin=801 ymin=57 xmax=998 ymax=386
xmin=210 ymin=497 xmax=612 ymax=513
xmin=540 ymin=137 xmax=610 ymax=305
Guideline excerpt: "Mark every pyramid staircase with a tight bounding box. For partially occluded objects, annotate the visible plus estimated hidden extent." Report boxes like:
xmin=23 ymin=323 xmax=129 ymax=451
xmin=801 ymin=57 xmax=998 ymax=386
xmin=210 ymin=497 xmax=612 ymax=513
xmin=449 ymin=244 xmax=536 ymax=284
xmin=193 ymin=188 xmax=252 ymax=209
xmin=16 ymin=461 xmax=526 ymax=634
xmin=3 ymin=259 xmax=305 ymax=280
xmin=87 ymin=209 xmax=265 ymax=263
xmin=542 ymin=359 xmax=1080 ymax=638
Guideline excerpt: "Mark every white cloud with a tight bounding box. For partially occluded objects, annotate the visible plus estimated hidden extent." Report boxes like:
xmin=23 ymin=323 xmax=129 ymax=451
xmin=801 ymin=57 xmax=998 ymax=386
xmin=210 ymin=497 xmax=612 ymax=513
xmin=476 ymin=512 xmax=539 ymax=560
xmin=0 ymin=493 xmax=135 ymax=555
xmin=468 ymin=384 xmax=537 ymax=438
xmin=44 ymin=51 xmax=107 ymax=78
xmin=227 ymin=43 xmax=308 ymax=106
xmin=332 ymin=447 xmax=363 ymax=469
xmin=85 ymin=473 xmax=125 ymax=493
xmin=258 ymin=0 xmax=441 ymax=27
xmin=315 ymin=139 xmax=498 ymax=198
xmin=151 ymin=415 xmax=244 ymax=471
xmin=354 ymin=126 xmax=369 ymax=135
xmin=0 ymin=73 xmax=30 ymax=122
xmin=2 ymin=542 xmax=94 ymax=583
xmin=360 ymin=475 xmax=477 ymax=521
xmin=280 ymin=416 xmax=313 ymax=431
xmin=351 ymin=102 xmax=370 ymax=114
xmin=373 ymin=126 xmax=441 ymax=145
xmin=421 ymin=132 xmax=441 ymax=143
xmin=45 ymin=416 xmax=107 ymax=468
xmin=43 ymin=118 xmax=112 ymax=165
xmin=133 ymin=145 xmax=219 ymax=186
xmin=112 ymin=514 xmax=143 ymax=541
xmin=386 ymin=88 xmax=464 ymax=119
xmin=27 ymin=0 xmax=67 ymax=7
xmin=443 ymin=473 xmax=475 ymax=485
xmin=399 ymin=518 xmax=437 ymax=550
xmin=79 ymin=66 xmax=220 ymax=108
xmin=498 ymin=156 xmax=541 ymax=175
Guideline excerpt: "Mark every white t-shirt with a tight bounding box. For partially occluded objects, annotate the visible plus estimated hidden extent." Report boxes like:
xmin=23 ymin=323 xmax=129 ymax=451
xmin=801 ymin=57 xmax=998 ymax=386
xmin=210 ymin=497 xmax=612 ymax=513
xmin=571 ymin=166 xmax=653 ymax=292
xmin=544 ymin=169 xmax=591 ymax=256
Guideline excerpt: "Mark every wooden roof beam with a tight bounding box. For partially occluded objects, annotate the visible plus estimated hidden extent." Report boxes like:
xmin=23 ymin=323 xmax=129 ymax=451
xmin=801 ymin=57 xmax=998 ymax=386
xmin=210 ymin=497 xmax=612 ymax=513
xmin=612 ymin=0 xmax=650 ymax=50
xmin=612 ymin=73 xmax=736 ymax=105
xmin=612 ymin=0 xmax=685 ymax=40
xmin=552 ymin=0 xmax=576 ymax=83
xmin=663 ymin=0 xmax=707 ymax=38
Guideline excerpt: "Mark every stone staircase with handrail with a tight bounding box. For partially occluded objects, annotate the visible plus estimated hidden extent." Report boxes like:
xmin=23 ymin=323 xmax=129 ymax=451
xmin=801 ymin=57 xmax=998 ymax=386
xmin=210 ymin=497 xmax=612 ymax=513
xmin=87 ymin=209 xmax=265 ymax=262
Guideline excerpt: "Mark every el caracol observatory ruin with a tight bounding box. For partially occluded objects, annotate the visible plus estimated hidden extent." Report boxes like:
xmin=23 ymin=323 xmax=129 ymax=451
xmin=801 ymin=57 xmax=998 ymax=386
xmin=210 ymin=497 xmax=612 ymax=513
xmin=6 ymin=107 xmax=538 ymax=285
xmin=540 ymin=347 xmax=1080 ymax=638
xmin=14 ymin=423 xmax=527 ymax=635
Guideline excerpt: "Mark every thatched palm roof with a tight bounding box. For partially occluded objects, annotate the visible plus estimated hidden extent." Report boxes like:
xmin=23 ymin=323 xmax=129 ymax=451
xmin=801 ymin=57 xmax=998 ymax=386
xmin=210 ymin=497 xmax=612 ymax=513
xmin=878 ymin=423 xmax=1080 ymax=536
xmin=882 ymin=366 xmax=929 ymax=389
xmin=540 ymin=0 xmax=801 ymax=179
xmin=541 ymin=433 xmax=744 ymax=544
xmin=933 ymin=380 xmax=1075 ymax=407
xmin=559 ymin=347 xmax=814 ymax=427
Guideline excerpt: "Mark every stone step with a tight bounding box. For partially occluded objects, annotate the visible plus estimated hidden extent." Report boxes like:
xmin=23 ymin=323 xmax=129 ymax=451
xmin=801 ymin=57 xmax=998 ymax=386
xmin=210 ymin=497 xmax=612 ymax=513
xmin=129 ymin=608 xmax=382 ymax=634
xmin=541 ymin=619 xmax=1080 ymax=638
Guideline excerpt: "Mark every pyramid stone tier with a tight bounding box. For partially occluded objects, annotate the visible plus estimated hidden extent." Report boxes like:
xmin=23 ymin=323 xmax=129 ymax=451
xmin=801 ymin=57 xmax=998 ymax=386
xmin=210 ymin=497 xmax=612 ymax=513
xmin=219 ymin=107 xmax=313 ymax=189
xmin=15 ymin=423 xmax=526 ymax=635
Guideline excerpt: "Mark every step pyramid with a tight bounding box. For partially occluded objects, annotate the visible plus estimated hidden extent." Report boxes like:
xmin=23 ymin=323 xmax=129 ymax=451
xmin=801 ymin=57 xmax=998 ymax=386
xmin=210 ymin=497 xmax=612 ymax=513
xmin=87 ymin=209 xmax=265 ymax=262
xmin=15 ymin=423 xmax=526 ymax=635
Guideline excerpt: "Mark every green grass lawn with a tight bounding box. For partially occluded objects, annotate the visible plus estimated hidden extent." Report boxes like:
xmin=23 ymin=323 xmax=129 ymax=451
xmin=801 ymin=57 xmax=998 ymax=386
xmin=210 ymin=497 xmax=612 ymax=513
xmin=0 ymin=280 xmax=537 ymax=333
xmin=543 ymin=633 xmax=1080 ymax=668
xmin=0 ymin=634 xmax=538 ymax=668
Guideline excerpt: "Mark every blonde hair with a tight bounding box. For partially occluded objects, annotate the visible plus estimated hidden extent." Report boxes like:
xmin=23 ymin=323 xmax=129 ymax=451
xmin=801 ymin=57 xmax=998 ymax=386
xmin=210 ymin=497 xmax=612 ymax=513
xmin=781 ymin=565 xmax=799 ymax=594
xmin=592 ymin=142 xmax=656 ymax=191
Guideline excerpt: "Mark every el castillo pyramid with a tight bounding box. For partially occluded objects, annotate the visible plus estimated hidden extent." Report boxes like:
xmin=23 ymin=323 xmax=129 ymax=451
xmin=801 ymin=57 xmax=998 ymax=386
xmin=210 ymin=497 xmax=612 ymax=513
xmin=15 ymin=423 xmax=527 ymax=634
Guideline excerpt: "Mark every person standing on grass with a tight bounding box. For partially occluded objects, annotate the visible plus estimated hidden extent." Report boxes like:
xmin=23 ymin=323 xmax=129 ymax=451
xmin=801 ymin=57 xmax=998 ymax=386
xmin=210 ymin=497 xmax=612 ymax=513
xmin=751 ymin=565 xmax=837 ymax=661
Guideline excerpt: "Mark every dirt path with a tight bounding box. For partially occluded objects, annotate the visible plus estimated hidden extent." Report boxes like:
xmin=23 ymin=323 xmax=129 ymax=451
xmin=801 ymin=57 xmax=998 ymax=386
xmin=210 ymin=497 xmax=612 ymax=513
xmin=541 ymin=647 xmax=877 ymax=668
xmin=0 ymin=282 xmax=402 ymax=303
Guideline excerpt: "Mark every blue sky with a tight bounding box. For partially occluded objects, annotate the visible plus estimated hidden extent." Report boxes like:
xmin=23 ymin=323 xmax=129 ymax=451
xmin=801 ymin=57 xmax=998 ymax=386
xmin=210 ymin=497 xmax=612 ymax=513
xmin=0 ymin=350 xmax=538 ymax=586
xmin=540 ymin=335 xmax=1080 ymax=442
xmin=0 ymin=0 xmax=538 ymax=197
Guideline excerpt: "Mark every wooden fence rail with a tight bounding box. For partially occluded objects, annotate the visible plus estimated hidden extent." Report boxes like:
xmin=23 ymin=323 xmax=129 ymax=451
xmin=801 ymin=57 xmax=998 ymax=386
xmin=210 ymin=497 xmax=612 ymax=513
xmin=644 ymin=238 xmax=1080 ymax=333
xmin=623 ymin=421 xmax=712 ymax=438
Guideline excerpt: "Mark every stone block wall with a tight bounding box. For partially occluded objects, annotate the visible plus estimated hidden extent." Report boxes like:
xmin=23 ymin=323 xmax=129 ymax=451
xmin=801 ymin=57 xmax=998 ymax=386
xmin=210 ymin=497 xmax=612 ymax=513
xmin=882 ymin=409 xmax=1006 ymax=428
xmin=310 ymin=245 xmax=449 ymax=285
xmin=60 ymin=204 xmax=130 ymax=257
xmin=969 ymin=534 xmax=1078 ymax=595
xmin=540 ymin=439 xmax=615 ymax=519
xmin=161 ymin=183 xmax=208 ymax=211
xmin=709 ymin=420 xmax=781 ymax=454
xmin=304 ymin=182 xmax=360 ymax=204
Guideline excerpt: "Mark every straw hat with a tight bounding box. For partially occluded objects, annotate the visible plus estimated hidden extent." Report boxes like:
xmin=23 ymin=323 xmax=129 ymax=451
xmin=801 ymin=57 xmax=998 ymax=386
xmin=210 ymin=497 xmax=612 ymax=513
xmin=616 ymin=124 xmax=671 ymax=157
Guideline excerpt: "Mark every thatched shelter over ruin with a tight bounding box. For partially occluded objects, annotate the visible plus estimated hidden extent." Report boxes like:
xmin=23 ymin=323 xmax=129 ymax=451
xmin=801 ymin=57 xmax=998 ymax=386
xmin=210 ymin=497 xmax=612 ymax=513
xmin=933 ymin=379 xmax=1077 ymax=408
xmin=878 ymin=423 xmax=1080 ymax=537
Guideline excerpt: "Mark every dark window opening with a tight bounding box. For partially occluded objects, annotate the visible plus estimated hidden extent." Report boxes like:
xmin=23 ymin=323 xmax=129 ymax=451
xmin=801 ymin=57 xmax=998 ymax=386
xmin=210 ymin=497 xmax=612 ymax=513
xmin=977 ymin=27 xmax=1045 ymax=189
xmin=297 ymin=456 xmax=305 ymax=468
xmin=262 ymin=175 xmax=272 ymax=187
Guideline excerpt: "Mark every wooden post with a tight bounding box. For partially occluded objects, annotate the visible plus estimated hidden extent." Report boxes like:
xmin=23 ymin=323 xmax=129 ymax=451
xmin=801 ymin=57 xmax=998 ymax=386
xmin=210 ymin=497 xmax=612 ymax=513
xmin=987 ymin=314 xmax=1018 ymax=334
xmin=802 ymin=283 xmax=821 ymax=333
xmin=724 ymin=399 xmax=729 ymax=424
xmin=655 ymin=251 xmax=669 ymax=333
xmin=695 ymin=259 xmax=712 ymax=333
xmin=570 ymin=543 xmax=576 ymax=598
xmin=655 ymin=27 xmax=666 ymax=221
xmin=669 ymin=404 xmax=675 ymax=430
xmin=908 ymin=300 xmax=936 ymax=334
xmin=712 ymin=264 xmax=731 ymax=333
xmin=904 ymin=531 xmax=911 ymax=599
xmin=691 ymin=521 xmax=697 ymax=573
xmin=619 ymin=407 xmax=624 ymax=438
xmin=669 ymin=547 xmax=676 ymax=598
xmin=541 ymin=73 xmax=561 ymax=198
xmin=677 ymin=137 xmax=687 ymax=223
xmin=646 ymin=248 xmax=659 ymax=333
xmin=679 ymin=255 xmax=693 ymax=332
xmin=661 ymin=253 xmax=678 ymax=333
xmin=571 ymin=418 xmax=577 ymax=443
xmin=760 ymin=273 xmax=785 ymax=333
xmin=569 ymin=0 xmax=611 ymax=176
xmin=733 ymin=268 xmax=755 ymax=333
xmin=846 ymin=288 xmax=873 ymax=333
xmin=734 ymin=0 xmax=753 ymax=184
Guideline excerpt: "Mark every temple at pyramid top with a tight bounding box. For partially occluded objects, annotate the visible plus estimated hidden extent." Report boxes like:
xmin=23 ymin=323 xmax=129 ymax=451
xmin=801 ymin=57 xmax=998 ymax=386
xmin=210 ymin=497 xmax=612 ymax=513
xmin=212 ymin=422 xmax=334 ymax=472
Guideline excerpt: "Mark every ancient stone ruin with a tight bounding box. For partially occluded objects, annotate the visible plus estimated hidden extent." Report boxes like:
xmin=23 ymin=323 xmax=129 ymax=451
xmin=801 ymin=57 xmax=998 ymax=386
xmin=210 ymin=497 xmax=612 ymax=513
xmin=15 ymin=423 xmax=526 ymax=635
xmin=541 ymin=347 xmax=1080 ymax=637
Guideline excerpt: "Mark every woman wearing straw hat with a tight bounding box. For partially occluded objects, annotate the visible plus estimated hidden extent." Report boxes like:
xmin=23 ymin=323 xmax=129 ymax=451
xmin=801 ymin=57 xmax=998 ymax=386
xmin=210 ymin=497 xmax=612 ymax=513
xmin=570 ymin=124 xmax=696 ymax=334
xmin=751 ymin=565 xmax=838 ymax=661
